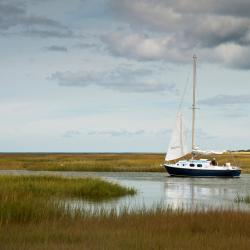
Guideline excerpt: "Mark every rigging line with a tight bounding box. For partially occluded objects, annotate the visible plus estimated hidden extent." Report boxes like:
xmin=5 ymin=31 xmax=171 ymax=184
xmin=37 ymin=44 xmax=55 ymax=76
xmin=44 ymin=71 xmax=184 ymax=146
xmin=177 ymin=70 xmax=191 ymax=113
xmin=229 ymin=151 xmax=239 ymax=167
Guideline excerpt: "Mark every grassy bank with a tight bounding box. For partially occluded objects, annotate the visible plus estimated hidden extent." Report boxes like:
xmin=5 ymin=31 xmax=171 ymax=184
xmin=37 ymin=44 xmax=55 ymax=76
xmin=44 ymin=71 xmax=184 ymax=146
xmin=0 ymin=175 xmax=135 ymax=223
xmin=0 ymin=209 xmax=249 ymax=250
xmin=0 ymin=152 xmax=249 ymax=172
xmin=0 ymin=175 xmax=249 ymax=249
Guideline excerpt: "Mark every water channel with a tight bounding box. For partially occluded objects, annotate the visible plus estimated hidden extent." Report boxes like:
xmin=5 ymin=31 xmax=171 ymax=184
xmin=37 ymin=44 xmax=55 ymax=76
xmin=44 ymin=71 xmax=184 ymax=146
xmin=1 ymin=170 xmax=249 ymax=211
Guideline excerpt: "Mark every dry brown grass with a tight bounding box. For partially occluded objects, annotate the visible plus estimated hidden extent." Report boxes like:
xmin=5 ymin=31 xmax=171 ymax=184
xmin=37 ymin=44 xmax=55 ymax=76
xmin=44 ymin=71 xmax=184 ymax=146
xmin=0 ymin=153 xmax=164 ymax=172
xmin=0 ymin=210 xmax=249 ymax=250
xmin=0 ymin=152 xmax=249 ymax=173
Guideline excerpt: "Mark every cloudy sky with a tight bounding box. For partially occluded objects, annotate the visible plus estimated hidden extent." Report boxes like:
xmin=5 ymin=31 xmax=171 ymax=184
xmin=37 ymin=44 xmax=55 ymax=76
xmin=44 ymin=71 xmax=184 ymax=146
xmin=0 ymin=0 xmax=249 ymax=152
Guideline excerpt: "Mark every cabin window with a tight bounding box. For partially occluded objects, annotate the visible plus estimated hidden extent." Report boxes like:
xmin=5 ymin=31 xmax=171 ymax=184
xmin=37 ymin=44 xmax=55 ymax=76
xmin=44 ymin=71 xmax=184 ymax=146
xmin=189 ymin=164 xmax=195 ymax=167
xmin=177 ymin=164 xmax=179 ymax=166
xmin=197 ymin=164 xmax=202 ymax=167
xmin=182 ymin=164 xmax=185 ymax=166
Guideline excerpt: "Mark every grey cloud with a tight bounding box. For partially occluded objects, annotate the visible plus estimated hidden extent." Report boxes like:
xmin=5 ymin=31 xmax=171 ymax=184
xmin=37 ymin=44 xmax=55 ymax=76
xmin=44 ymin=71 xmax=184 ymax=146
xmin=199 ymin=95 xmax=250 ymax=106
xmin=0 ymin=2 xmax=63 ymax=29
xmin=50 ymin=66 xmax=177 ymax=93
xmin=0 ymin=2 xmax=25 ymax=16
xmin=21 ymin=16 xmax=65 ymax=29
xmin=73 ymin=42 xmax=103 ymax=52
xmin=218 ymin=2 xmax=250 ymax=18
xmin=113 ymin=1 xmax=232 ymax=28
xmin=24 ymin=29 xmax=73 ymax=38
xmin=111 ymin=0 xmax=250 ymax=30
xmin=191 ymin=15 xmax=250 ymax=48
xmin=107 ymin=0 xmax=250 ymax=68
xmin=0 ymin=2 xmax=71 ymax=38
xmin=44 ymin=45 xmax=68 ymax=52
xmin=169 ymin=0 xmax=250 ymax=18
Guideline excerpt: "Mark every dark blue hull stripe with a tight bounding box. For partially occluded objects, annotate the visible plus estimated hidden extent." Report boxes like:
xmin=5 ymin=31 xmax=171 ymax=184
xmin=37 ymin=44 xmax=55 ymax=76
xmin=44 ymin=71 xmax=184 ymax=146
xmin=164 ymin=165 xmax=241 ymax=177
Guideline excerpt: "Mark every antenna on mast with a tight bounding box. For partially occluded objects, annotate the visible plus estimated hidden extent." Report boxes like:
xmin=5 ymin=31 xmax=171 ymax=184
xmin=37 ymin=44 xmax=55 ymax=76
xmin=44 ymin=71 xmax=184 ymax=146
xmin=192 ymin=55 xmax=197 ymax=158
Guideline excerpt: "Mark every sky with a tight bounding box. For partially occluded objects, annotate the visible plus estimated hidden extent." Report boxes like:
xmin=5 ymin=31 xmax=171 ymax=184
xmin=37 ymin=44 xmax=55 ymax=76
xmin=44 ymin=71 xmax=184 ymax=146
xmin=0 ymin=0 xmax=249 ymax=152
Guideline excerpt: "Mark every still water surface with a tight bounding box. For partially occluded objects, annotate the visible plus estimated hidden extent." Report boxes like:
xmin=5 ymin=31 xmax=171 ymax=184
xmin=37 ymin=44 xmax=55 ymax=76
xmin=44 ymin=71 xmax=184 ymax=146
xmin=1 ymin=170 xmax=249 ymax=211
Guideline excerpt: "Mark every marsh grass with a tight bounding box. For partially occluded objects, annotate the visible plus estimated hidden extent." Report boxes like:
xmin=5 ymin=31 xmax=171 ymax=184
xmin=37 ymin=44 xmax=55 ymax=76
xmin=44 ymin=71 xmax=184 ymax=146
xmin=234 ymin=193 xmax=250 ymax=204
xmin=0 ymin=175 xmax=135 ymax=223
xmin=0 ymin=153 xmax=165 ymax=172
xmin=0 ymin=152 xmax=249 ymax=172
xmin=0 ymin=209 xmax=249 ymax=250
xmin=0 ymin=175 xmax=249 ymax=249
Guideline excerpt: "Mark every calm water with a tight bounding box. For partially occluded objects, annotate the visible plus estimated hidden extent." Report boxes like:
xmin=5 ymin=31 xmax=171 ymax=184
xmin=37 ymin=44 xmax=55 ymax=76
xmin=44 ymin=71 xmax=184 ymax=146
xmin=1 ymin=170 xmax=250 ymax=211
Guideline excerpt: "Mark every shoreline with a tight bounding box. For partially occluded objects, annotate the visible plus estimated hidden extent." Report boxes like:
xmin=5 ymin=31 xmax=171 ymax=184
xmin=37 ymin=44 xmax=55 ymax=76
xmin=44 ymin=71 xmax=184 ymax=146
xmin=0 ymin=152 xmax=249 ymax=173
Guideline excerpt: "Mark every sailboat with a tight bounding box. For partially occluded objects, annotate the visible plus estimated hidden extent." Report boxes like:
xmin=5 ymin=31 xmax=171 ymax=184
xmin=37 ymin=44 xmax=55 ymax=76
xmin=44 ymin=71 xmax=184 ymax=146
xmin=164 ymin=55 xmax=241 ymax=177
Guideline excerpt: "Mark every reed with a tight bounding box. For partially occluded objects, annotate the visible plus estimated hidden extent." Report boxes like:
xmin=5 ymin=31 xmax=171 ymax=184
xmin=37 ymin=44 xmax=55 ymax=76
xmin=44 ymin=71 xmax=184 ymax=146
xmin=0 ymin=152 xmax=249 ymax=172
xmin=0 ymin=175 xmax=135 ymax=223
xmin=0 ymin=209 xmax=249 ymax=250
xmin=234 ymin=193 xmax=250 ymax=204
xmin=0 ymin=175 xmax=249 ymax=249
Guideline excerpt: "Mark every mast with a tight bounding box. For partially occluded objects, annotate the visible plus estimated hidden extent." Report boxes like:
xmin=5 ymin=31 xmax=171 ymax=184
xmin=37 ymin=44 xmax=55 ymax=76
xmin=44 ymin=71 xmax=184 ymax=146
xmin=192 ymin=55 xmax=197 ymax=156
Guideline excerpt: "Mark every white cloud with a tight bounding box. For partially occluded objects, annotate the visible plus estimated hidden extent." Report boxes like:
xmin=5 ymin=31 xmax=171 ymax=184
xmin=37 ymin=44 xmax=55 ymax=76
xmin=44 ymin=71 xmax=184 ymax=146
xmin=103 ymin=33 xmax=191 ymax=62
xmin=214 ymin=43 xmax=250 ymax=69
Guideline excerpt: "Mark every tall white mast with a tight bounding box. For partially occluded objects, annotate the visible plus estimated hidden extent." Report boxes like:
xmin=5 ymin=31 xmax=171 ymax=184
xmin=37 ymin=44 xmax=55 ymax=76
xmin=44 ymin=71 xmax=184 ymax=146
xmin=192 ymin=55 xmax=197 ymax=155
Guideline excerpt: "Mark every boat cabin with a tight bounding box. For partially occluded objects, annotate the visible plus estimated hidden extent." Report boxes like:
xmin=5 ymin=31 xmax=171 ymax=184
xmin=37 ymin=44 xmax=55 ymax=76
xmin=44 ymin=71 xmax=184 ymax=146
xmin=176 ymin=159 xmax=211 ymax=168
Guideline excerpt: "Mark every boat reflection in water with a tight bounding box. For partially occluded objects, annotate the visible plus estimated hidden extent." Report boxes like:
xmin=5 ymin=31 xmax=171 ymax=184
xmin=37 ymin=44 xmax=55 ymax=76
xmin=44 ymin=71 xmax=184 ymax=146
xmin=60 ymin=172 xmax=249 ymax=212
xmin=163 ymin=177 xmax=245 ymax=211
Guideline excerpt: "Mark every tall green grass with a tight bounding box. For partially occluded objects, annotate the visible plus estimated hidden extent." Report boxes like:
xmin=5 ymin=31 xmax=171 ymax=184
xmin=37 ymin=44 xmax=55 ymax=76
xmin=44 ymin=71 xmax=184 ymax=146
xmin=0 ymin=175 xmax=135 ymax=223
